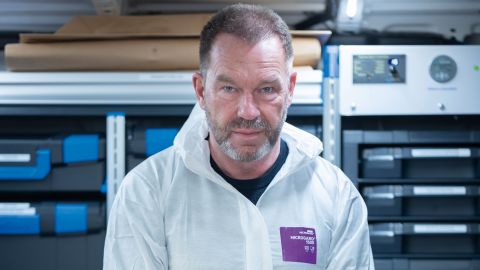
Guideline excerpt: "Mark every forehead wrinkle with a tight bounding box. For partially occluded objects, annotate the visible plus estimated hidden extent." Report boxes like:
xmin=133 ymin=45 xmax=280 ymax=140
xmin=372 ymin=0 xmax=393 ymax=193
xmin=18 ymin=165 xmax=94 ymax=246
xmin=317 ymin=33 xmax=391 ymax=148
xmin=207 ymin=40 xmax=288 ymax=90
xmin=214 ymin=66 xmax=284 ymax=91
xmin=256 ymin=75 xmax=282 ymax=86
xmin=254 ymin=66 xmax=285 ymax=83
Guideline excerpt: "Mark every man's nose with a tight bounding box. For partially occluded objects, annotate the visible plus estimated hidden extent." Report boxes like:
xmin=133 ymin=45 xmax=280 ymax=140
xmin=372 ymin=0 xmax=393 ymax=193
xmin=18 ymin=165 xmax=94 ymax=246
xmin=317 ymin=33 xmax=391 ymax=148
xmin=237 ymin=93 xmax=260 ymax=120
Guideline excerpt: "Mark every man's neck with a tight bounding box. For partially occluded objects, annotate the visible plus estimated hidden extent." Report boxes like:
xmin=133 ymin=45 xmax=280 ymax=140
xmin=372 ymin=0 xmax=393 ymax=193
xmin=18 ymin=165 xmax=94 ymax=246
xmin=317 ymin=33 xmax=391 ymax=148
xmin=209 ymin=139 xmax=281 ymax=180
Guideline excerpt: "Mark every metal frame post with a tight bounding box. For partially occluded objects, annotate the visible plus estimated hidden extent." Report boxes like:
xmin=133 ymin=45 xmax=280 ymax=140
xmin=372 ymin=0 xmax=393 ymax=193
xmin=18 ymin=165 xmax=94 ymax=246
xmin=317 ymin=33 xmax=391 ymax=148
xmin=106 ymin=112 xmax=125 ymax=219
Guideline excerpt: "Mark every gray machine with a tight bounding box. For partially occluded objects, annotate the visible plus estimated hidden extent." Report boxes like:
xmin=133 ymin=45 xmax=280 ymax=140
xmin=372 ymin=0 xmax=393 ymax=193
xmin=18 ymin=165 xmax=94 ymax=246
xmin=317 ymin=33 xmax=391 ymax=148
xmin=323 ymin=45 xmax=480 ymax=270
xmin=339 ymin=45 xmax=480 ymax=116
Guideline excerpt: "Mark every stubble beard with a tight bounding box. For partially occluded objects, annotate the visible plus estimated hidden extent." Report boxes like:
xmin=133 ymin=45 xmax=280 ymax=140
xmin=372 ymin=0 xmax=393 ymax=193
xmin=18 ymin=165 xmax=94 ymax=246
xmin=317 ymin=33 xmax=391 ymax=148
xmin=206 ymin=107 xmax=287 ymax=162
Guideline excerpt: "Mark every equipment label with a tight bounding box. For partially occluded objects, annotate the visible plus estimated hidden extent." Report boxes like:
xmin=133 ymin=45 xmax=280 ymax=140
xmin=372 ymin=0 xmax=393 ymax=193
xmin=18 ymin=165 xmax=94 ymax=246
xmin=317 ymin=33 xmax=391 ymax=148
xmin=280 ymin=227 xmax=317 ymax=264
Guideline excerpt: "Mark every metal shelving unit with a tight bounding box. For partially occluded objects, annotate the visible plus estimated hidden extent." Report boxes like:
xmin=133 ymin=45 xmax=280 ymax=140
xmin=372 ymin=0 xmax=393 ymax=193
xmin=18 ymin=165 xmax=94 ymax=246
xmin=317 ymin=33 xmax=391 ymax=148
xmin=0 ymin=43 xmax=326 ymax=268
xmin=325 ymin=45 xmax=480 ymax=270
xmin=0 ymin=67 xmax=324 ymax=210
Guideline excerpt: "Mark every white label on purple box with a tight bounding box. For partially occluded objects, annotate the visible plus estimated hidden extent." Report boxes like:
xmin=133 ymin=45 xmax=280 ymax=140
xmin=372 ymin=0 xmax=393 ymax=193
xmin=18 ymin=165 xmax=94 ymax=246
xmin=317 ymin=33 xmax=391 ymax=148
xmin=280 ymin=227 xmax=316 ymax=264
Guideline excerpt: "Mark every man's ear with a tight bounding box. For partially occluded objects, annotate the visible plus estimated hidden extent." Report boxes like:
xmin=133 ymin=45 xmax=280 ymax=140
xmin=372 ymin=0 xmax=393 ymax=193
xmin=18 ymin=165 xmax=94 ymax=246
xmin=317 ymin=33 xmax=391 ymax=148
xmin=286 ymin=71 xmax=297 ymax=107
xmin=192 ymin=72 xmax=206 ymax=109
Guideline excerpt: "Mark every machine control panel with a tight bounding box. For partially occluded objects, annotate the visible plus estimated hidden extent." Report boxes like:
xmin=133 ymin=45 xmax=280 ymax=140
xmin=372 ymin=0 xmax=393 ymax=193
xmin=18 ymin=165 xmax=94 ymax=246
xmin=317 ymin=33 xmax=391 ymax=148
xmin=429 ymin=55 xmax=457 ymax=83
xmin=339 ymin=45 xmax=480 ymax=115
xmin=353 ymin=55 xmax=406 ymax=84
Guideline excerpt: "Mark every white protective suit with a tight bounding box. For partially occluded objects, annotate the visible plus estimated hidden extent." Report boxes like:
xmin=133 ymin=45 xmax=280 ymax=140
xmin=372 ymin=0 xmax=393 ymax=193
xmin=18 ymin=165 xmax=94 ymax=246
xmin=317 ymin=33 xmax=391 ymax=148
xmin=104 ymin=104 xmax=374 ymax=270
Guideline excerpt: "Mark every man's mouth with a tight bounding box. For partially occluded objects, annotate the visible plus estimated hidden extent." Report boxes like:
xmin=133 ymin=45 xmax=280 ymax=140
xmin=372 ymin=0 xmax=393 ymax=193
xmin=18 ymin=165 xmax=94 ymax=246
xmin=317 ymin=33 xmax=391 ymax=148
xmin=230 ymin=129 xmax=264 ymax=140
xmin=232 ymin=128 xmax=263 ymax=135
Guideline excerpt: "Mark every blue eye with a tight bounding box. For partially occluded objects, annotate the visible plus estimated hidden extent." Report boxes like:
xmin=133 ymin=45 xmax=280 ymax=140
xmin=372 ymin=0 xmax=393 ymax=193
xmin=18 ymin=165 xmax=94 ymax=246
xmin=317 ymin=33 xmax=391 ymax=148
xmin=222 ymin=86 xmax=236 ymax=93
xmin=261 ymin=87 xmax=274 ymax=94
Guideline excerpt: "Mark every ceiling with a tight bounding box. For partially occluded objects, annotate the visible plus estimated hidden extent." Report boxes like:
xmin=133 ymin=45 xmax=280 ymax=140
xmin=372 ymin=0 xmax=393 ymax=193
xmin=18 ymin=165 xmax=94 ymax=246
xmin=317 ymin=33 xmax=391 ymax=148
xmin=0 ymin=0 xmax=331 ymax=33
xmin=0 ymin=0 xmax=478 ymax=44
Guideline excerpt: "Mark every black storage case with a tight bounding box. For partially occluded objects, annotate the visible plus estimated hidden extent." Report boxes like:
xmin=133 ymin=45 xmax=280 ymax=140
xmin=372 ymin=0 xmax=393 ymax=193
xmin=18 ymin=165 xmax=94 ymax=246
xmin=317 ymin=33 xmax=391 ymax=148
xmin=343 ymin=129 xmax=480 ymax=269
xmin=370 ymin=222 xmax=480 ymax=255
xmin=0 ymin=202 xmax=106 ymax=270
xmin=0 ymin=135 xmax=106 ymax=192
xmin=362 ymin=184 xmax=480 ymax=217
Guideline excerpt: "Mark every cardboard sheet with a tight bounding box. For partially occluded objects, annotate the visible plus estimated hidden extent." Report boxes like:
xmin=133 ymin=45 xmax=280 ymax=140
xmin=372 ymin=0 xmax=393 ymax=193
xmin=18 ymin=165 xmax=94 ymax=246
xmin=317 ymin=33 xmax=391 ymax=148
xmin=20 ymin=14 xmax=214 ymax=43
xmin=56 ymin=14 xmax=212 ymax=35
xmin=5 ymin=14 xmax=326 ymax=71
xmin=6 ymin=38 xmax=320 ymax=71
xmin=6 ymin=39 xmax=199 ymax=71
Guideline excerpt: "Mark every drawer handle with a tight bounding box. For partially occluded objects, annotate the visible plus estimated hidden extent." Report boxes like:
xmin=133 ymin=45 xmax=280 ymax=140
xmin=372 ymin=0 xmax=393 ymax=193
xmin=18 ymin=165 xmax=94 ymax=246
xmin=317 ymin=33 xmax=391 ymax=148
xmin=0 ymin=149 xmax=51 ymax=180
xmin=413 ymin=224 xmax=468 ymax=234
xmin=411 ymin=148 xmax=471 ymax=158
xmin=0 ymin=153 xmax=31 ymax=163
xmin=413 ymin=186 xmax=467 ymax=196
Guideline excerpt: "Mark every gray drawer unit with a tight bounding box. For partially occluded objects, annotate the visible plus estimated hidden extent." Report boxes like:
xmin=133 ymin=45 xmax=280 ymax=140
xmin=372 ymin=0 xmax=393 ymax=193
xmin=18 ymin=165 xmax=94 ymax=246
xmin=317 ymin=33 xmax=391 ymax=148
xmin=370 ymin=223 xmax=480 ymax=255
xmin=0 ymin=135 xmax=106 ymax=192
xmin=362 ymin=147 xmax=480 ymax=179
xmin=343 ymin=130 xmax=480 ymax=183
xmin=362 ymin=185 xmax=480 ymax=217
xmin=343 ymin=129 xmax=480 ymax=262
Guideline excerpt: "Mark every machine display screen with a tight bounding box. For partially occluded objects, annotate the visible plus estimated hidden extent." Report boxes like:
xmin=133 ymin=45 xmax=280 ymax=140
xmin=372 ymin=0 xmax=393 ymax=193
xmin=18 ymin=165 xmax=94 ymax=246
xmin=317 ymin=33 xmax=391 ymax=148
xmin=353 ymin=55 xmax=406 ymax=84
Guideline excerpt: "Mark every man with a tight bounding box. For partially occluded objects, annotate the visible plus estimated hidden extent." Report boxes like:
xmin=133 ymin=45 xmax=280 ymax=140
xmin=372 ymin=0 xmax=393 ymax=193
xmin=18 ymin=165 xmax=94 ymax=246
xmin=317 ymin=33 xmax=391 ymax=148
xmin=104 ymin=3 xmax=374 ymax=269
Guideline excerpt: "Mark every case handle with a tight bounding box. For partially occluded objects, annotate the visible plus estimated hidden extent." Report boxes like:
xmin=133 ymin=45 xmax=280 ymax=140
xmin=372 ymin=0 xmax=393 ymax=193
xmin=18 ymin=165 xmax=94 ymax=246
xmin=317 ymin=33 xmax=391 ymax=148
xmin=0 ymin=149 xmax=51 ymax=180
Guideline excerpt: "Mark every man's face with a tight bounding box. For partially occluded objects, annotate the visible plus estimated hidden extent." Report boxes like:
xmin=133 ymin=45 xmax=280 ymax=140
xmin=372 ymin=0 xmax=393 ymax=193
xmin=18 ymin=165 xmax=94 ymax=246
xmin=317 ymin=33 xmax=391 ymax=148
xmin=194 ymin=33 xmax=296 ymax=162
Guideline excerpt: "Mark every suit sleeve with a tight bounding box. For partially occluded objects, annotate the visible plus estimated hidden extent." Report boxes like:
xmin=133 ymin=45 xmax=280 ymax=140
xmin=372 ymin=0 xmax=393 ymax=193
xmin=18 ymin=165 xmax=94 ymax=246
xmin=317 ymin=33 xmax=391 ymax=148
xmin=326 ymin=169 xmax=375 ymax=270
xmin=103 ymin=171 xmax=168 ymax=270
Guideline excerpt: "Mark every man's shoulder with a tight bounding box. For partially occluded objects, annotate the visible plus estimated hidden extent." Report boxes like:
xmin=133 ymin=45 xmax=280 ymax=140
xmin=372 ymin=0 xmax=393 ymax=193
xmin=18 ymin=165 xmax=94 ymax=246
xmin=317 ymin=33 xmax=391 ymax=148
xmin=121 ymin=146 xmax=180 ymax=192
xmin=131 ymin=146 xmax=178 ymax=174
xmin=309 ymin=155 xmax=359 ymax=196
xmin=311 ymin=155 xmax=345 ymax=179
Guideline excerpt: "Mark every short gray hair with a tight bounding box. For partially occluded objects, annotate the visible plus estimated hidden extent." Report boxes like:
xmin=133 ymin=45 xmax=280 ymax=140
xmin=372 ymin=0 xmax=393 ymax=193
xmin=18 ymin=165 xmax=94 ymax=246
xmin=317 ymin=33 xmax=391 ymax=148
xmin=199 ymin=4 xmax=293 ymax=77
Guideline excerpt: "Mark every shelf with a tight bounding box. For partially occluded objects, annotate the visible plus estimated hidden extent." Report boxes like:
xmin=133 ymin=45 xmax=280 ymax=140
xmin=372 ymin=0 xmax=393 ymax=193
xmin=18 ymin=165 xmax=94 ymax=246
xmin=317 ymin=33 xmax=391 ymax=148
xmin=0 ymin=103 xmax=323 ymax=117
xmin=0 ymin=70 xmax=323 ymax=106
